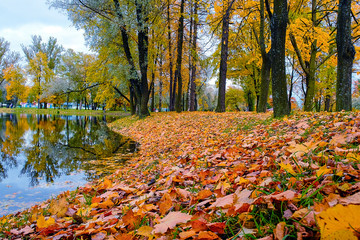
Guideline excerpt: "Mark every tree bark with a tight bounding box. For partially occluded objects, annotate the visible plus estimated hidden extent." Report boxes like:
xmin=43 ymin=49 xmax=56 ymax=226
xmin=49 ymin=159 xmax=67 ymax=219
xmin=135 ymin=0 xmax=150 ymax=118
xmin=159 ymin=52 xmax=163 ymax=112
xmin=215 ymin=0 xmax=235 ymax=113
xmin=113 ymin=0 xmax=150 ymax=118
xmin=336 ymin=0 xmax=355 ymax=111
xmin=270 ymin=0 xmax=290 ymax=117
xmin=257 ymin=0 xmax=271 ymax=113
xmin=167 ymin=0 xmax=175 ymax=111
xmin=189 ymin=0 xmax=198 ymax=111
xmin=175 ymin=0 xmax=185 ymax=113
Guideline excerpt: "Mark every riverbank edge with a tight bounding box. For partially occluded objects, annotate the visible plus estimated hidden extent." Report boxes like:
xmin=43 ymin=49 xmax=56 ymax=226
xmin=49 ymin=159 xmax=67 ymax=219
xmin=0 ymin=108 xmax=130 ymax=117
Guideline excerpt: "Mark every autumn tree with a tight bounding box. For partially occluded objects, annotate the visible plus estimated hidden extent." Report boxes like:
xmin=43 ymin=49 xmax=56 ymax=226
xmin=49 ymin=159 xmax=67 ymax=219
xmin=3 ymin=65 xmax=27 ymax=106
xmin=22 ymin=35 xmax=63 ymax=108
xmin=28 ymin=52 xmax=54 ymax=108
xmin=50 ymin=0 xmax=156 ymax=117
xmin=0 ymin=38 xmax=20 ymax=87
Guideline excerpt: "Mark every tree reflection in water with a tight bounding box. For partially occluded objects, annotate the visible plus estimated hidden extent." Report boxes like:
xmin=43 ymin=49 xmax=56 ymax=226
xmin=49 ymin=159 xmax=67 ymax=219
xmin=0 ymin=113 xmax=136 ymax=187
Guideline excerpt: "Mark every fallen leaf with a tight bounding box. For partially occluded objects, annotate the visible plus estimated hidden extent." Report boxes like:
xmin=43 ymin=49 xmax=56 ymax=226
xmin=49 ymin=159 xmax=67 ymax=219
xmin=316 ymin=165 xmax=332 ymax=178
xmin=196 ymin=189 xmax=213 ymax=200
xmin=273 ymin=222 xmax=286 ymax=240
xmin=330 ymin=135 xmax=347 ymax=146
xmin=291 ymin=208 xmax=316 ymax=226
xmin=179 ymin=230 xmax=197 ymax=239
xmin=279 ymin=162 xmax=296 ymax=175
xmin=209 ymin=193 xmax=234 ymax=209
xmin=92 ymin=231 xmax=107 ymax=240
xmin=159 ymin=193 xmax=173 ymax=215
xmin=122 ymin=210 xmax=140 ymax=229
xmin=37 ymin=215 xmax=55 ymax=229
xmin=316 ymin=204 xmax=360 ymax=239
xmin=265 ymin=190 xmax=298 ymax=201
xmin=339 ymin=192 xmax=360 ymax=205
xmin=197 ymin=231 xmax=220 ymax=239
xmin=48 ymin=197 xmax=69 ymax=218
xmin=207 ymin=222 xmax=226 ymax=234
xmin=153 ymin=211 xmax=192 ymax=234
xmin=137 ymin=226 xmax=154 ymax=237
xmin=98 ymin=198 xmax=114 ymax=209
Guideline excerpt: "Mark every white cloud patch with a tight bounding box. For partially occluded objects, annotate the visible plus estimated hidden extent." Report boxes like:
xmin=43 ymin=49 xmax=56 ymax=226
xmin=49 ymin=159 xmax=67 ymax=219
xmin=0 ymin=23 xmax=90 ymax=54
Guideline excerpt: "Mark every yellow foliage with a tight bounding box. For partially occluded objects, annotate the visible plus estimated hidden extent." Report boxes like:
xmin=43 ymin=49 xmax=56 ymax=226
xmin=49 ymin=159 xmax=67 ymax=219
xmin=36 ymin=215 xmax=55 ymax=229
xmin=316 ymin=204 xmax=360 ymax=239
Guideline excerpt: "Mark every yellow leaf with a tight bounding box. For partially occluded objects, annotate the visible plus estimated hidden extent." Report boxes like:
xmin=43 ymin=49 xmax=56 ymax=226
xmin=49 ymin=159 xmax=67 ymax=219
xmin=37 ymin=215 xmax=55 ymax=229
xmin=98 ymin=198 xmax=114 ymax=209
xmin=316 ymin=165 xmax=332 ymax=178
xmin=316 ymin=204 xmax=360 ymax=239
xmin=346 ymin=153 xmax=360 ymax=161
xmin=48 ymin=197 xmax=68 ymax=217
xmin=137 ymin=226 xmax=154 ymax=238
xmin=279 ymin=162 xmax=296 ymax=175
xmin=322 ymin=230 xmax=357 ymax=240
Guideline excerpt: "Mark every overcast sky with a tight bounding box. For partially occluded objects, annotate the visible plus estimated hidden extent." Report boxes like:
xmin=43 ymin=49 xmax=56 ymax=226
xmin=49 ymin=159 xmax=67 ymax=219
xmin=0 ymin=0 xmax=89 ymax=55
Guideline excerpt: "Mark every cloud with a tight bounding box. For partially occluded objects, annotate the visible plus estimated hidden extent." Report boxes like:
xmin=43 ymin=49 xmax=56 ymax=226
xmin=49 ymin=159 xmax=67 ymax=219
xmin=0 ymin=23 xmax=90 ymax=54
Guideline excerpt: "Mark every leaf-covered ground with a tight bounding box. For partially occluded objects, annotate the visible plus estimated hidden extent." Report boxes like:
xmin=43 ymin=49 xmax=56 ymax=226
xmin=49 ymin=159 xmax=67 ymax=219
xmin=2 ymin=111 xmax=360 ymax=239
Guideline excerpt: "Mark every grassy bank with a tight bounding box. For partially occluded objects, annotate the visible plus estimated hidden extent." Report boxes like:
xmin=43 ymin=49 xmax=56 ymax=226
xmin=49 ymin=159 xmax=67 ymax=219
xmin=1 ymin=111 xmax=360 ymax=239
xmin=0 ymin=107 xmax=130 ymax=117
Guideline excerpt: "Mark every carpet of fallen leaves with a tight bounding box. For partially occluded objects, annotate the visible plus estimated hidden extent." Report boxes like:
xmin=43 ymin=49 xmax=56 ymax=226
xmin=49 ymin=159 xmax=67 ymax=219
xmin=2 ymin=111 xmax=360 ymax=240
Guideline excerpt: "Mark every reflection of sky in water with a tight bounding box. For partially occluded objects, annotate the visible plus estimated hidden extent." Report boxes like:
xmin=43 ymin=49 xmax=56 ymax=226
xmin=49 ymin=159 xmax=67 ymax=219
xmin=0 ymin=172 xmax=86 ymax=215
xmin=0 ymin=114 xmax=134 ymax=216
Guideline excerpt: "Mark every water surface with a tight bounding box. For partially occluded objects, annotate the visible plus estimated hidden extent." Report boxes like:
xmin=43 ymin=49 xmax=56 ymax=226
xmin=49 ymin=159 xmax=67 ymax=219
xmin=0 ymin=113 xmax=136 ymax=216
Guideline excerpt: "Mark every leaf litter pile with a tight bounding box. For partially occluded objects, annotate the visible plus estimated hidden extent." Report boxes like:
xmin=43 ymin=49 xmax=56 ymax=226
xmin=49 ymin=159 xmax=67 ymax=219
xmin=2 ymin=111 xmax=360 ymax=239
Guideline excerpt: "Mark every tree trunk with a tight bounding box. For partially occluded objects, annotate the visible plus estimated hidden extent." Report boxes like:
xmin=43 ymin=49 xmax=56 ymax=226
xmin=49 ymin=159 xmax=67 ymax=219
xmin=270 ymin=0 xmax=290 ymax=117
xmin=130 ymin=85 xmax=136 ymax=115
xmin=336 ymin=0 xmax=355 ymax=111
xmin=159 ymin=52 xmax=163 ymax=112
xmin=189 ymin=0 xmax=198 ymax=111
xmin=66 ymin=93 xmax=70 ymax=110
xmin=113 ymin=0 xmax=150 ymax=118
xmin=175 ymin=0 xmax=185 ymax=113
xmin=324 ymin=91 xmax=331 ymax=111
xmin=150 ymin=79 xmax=155 ymax=112
xmin=215 ymin=0 xmax=235 ymax=113
xmin=257 ymin=0 xmax=271 ymax=113
xmin=135 ymin=0 xmax=150 ymax=118
xmin=167 ymin=0 xmax=175 ymax=111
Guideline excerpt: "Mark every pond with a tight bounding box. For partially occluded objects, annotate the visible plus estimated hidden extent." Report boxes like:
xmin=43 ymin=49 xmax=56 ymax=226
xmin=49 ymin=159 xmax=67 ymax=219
xmin=0 ymin=113 xmax=136 ymax=216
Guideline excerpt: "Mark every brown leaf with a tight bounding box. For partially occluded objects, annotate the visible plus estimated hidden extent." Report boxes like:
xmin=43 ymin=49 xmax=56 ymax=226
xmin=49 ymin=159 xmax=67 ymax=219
xmin=48 ymin=197 xmax=69 ymax=217
xmin=339 ymin=192 xmax=360 ymax=205
xmin=91 ymin=231 xmax=107 ymax=240
xmin=330 ymin=135 xmax=347 ymax=146
xmin=209 ymin=193 xmax=234 ymax=209
xmin=265 ymin=190 xmax=298 ymax=201
xmin=291 ymin=208 xmax=316 ymax=227
xmin=159 ymin=193 xmax=173 ymax=215
xmin=273 ymin=222 xmax=286 ymax=240
xmin=122 ymin=209 xmax=140 ymax=229
xmin=179 ymin=230 xmax=197 ymax=239
xmin=191 ymin=219 xmax=208 ymax=232
xmin=196 ymin=189 xmax=213 ymax=200
xmin=152 ymin=211 xmax=192 ymax=234
xmin=207 ymin=222 xmax=226 ymax=234
xmin=233 ymin=189 xmax=253 ymax=212
xmin=197 ymin=231 xmax=220 ymax=240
